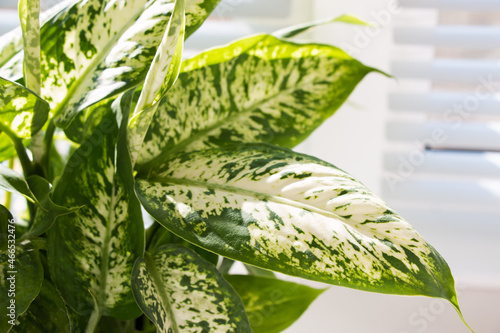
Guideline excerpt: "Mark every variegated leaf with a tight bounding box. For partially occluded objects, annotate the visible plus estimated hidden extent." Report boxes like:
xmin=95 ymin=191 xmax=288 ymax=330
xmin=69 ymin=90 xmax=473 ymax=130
xmin=147 ymin=225 xmax=219 ymax=265
xmin=0 ymin=77 xmax=49 ymax=139
xmin=47 ymin=92 xmax=144 ymax=320
xmin=10 ymin=280 xmax=71 ymax=333
xmin=137 ymin=34 xmax=381 ymax=170
xmin=273 ymin=14 xmax=371 ymax=39
xmin=0 ymin=0 xmax=78 ymax=80
xmin=131 ymin=244 xmax=251 ymax=333
xmin=33 ymin=0 xmax=220 ymax=128
xmin=0 ymin=240 xmax=44 ymax=332
xmin=225 ymin=275 xmax=325 ymax=333
xmin=19 ymin=0 xmax=41 ymax=93
xmin=136 ymin=144 xmax=461 ymax=309
xmin=128 ymin=0 xmax=186 ymax=165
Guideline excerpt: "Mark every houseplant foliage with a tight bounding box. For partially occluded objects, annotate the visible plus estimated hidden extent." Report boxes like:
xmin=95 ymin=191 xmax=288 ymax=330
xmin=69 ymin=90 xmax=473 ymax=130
xmin=0 ymin=0 xmax=472 ymax=332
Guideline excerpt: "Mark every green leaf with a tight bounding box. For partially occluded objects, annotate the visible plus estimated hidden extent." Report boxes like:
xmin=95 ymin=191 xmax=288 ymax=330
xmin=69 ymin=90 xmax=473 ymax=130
xmin=136 ymin=143 xmax=461 ymax=308
xmin=131 ymin=244 xmax=251 ymax=333
xmin=225 ymin=275 xmax=325 ymax=333
xmin=273 ymin=14 xmax=372 ymax=39
xmin=0 ymin=77 xmax=49 ymax=139
xmin=137 ymin=34 xmax=381 ymax=170
xmin=0 ymin=204 xmax=13 ymax=251
xmin=0 ymin=163 xmax=38 ymax=204
xmin=32 ymin=0 xmax=220 ymax=128
xmin=128 ymin=0 xmax=186 ymax=165
xmin=21 ymin=176 xmax=80 ymax=239
xmin=19 ymin=0 xmax=41 ymax=94
xmin=9 ymin=280 xmax=71 ymax=333
xmin=47 ymin=92 xmax=144 ymax=319
xmin=0 ymin=133 xmax=16 ymax=162
xmin=0 ymin=241 xmax=43 ymax=332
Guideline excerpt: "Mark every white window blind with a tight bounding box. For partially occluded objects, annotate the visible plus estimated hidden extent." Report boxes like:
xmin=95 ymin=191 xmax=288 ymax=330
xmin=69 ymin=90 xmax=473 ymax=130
xmin=384 ymin=4 xmax=500 ymax=231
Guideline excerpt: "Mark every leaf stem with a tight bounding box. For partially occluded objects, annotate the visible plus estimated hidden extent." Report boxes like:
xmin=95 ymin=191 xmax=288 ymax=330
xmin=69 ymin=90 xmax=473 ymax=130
xmin=41 ymin=119 xmax=56 ymax=179
xmin=218 ymin=257 xmax=234 ymax=275
xmin=4 ymin=158 xmax=14 ymax=209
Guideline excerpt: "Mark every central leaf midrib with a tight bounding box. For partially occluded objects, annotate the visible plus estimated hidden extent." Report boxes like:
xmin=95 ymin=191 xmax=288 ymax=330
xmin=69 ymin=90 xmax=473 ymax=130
xmin=143 ymin=176 xmax=348 ymax=223
xmin=144 ymin=253 xmax=180 ymax=333
xmin=52 ymin=2 xmax=148 ymax=122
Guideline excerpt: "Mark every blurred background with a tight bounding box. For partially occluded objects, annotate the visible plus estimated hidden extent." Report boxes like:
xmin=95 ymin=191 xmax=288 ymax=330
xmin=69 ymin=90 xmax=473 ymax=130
xmin=1 ymin=0 xmax=499 ymax=331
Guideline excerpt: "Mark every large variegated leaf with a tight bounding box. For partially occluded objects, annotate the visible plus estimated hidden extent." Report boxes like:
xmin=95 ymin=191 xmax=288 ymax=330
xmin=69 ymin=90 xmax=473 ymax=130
xmin=10 ymin=280 xmax=71 ymax=333
xmin=0 ymin=77 xmax=49 ymax=139
xmin=131 ymin=244 xmax=251 ymax=333
xmin=147 ymin=224 xmax=218 ymax=265
xmin=136 ymin=144 xmax=461 ymax=309
xmin=137 ymin=34 xmax=382 ymax=170
xmin=47 ymin=92 xmax=144 ymax=320
xmin=225 ymin=275 xmax=325 ymax=333
xmin=35 ymin=0 xmax=220 ymax=128
xmin=0 ymin=241 xmax=43 ymax=332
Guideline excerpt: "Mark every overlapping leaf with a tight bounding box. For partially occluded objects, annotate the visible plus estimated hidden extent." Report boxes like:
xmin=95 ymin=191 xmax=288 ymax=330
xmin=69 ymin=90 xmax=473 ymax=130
xmin=47 ymin=92 xmax=144 ymax=320
xmin=131 ymin=244 xmax=251 ymax=333
xmin=28 ymin=0 xmax=220 ymax=128
xmin=136 ymin=144 xmax=460 ymax=309
xmin=225 ymin=275 xmax=325 ymax=333
xmin=0 ymin=77 xmax=49 ymax=139
xmin=128 ymin=0 xmax=186 ymax=165
xmin=137 ymin=34 xmax=382 ymax=170
xmin=10 ymin=280 xmax=71 ymax=333
xmin=19 ymin=0 xmax=41 ymax=93
xmin=0 ymin=241 xmax=43 ymax=332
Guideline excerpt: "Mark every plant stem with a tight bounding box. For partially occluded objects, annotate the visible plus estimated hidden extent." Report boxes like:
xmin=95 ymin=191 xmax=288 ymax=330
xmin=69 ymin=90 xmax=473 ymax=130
xmin=41 ymin=119 xmax=56 ymax=179
xmin=218 ymin=257 xmax=235 ymax=275
xmin=4 ymin=158 xmax=14 ymax=209
xmin=85 ymin=307 xmax=101 ymax=333
xmin=0 ymin=123 xmax=36 ymax=221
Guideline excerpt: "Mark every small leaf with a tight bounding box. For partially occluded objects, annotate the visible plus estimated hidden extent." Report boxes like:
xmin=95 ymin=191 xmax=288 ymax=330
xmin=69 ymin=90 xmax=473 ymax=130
xmin=0 ymin=77 xmax=49 ymax=139
xmin=137 ymin=34 xmax=382 ymax=170
xmin=0 ymin=163 xmax=38 ymax=204
xmin=273 ymin=14 xmax=372 ymax=39
xmin=131 ymin=244 xmax=251 ymax=333
xmin=128 ymin=0 xmax=186 ymax=165
xmin=225 ymin=275 xmax=325 ymax=333
xmin=9 ymin=280 xmax=71 ymax=333
xmin=21 ymin=176 xmax=80 ymax=239
xmin=47 ymin=92 xmax=144 ymax=319
xmin=136 ymin=143 xmax=461 ymax=309
xmin=19 ymin=0 xmax=41 ymax=94
xmin=0 ymin=241 xmax=44 ymax=332
xmin=0 ymin=204 xmax=13 ymax=251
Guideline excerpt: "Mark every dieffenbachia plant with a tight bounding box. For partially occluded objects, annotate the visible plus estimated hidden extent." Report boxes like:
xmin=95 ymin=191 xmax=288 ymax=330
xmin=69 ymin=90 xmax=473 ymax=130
xmin=0 ymin=0 xmax=473 ymax=332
